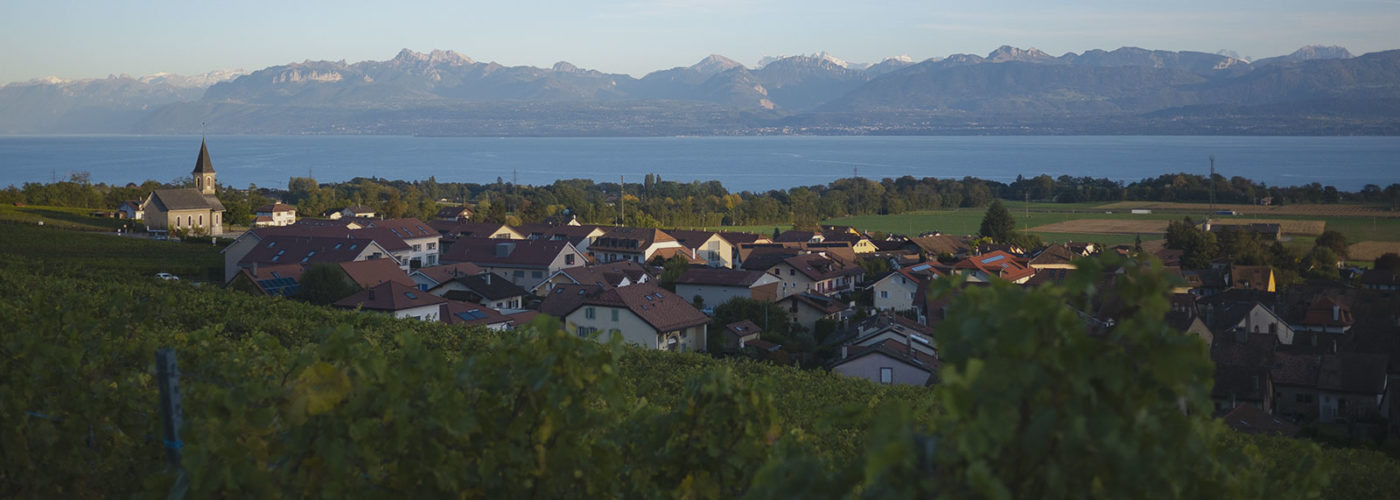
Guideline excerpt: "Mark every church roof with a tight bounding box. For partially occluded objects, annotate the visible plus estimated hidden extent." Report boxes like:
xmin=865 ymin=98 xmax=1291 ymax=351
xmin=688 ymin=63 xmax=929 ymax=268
xmin=192 ymin=140 xmax=216 ymax=174
xmin=148 ymin=189 xmax=224 ymax=212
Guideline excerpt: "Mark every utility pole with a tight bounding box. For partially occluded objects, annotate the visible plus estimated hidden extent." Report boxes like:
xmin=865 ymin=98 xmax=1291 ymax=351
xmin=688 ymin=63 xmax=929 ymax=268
xmin=619 ymin=175 xmax=624 ymax=226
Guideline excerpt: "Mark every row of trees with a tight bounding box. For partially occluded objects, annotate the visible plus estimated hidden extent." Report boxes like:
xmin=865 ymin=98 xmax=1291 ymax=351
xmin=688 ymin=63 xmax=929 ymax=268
xmin=5 ymin=172 xmax=1398 ymax=232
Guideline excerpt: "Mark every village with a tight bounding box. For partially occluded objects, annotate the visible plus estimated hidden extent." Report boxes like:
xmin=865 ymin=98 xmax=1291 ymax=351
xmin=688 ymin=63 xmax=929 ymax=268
xmin=95 ymin=140 xmax=1398 ymax=448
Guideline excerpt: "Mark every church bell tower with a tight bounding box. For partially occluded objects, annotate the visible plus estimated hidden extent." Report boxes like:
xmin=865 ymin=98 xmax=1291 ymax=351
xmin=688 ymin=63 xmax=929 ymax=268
xmin=192 ymin=139 xmax=217 ymax=196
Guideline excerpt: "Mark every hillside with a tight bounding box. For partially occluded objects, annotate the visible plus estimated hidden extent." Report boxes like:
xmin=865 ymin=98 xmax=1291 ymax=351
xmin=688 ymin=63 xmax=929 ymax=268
xmin=2 ymin=222 xmax=1398 ymax=497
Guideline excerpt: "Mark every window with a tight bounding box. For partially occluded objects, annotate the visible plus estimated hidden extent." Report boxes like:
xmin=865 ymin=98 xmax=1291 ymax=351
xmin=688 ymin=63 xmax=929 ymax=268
xmin=585 ymin=307 xmax=596 ymax=320
xmin=532 ymin=271 xmax=543 ymax=279
xmin=611 ymin=309 xmax=619 ymax=322
xmin=427 ymin=242 xmax=436 ymax=250
xmin=565 ymin=254 xmax=575 ymax=265
xmin=880 ymin=367 xmax=893 ymax=384
xmin=514 ymin=270 xmax=525 ymax=278
xmin=1296 ymin=394 xmax=1313 ymax=403
xmin=880 ymin=291 xmax=889 ymax=299
xmin=788 ymin=269 xmax=795 ymax=276
xmin=577 ymin=326 xmax=595 ymax=338
xmin=413 ymin=244 xmax=422 ymax=252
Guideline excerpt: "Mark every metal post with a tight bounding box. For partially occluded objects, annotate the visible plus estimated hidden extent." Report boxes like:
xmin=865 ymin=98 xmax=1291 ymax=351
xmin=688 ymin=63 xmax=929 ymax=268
xmin=156 ymin=348 xmax=184 ymax=466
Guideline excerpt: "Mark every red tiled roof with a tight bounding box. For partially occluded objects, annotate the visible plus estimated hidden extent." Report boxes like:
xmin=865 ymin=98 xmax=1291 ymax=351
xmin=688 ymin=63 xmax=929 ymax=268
xmin=338 ymin=259 xmax=414 ymax=288
xmin=441 ymin=237 xmax=575 ymax=268
xmin=663 ymin=229 xmax=722 ymax=249
xmin=953 ymin=251 xmax=1035 ymax=282
xmin=716 ymin=231 xmax=767 ymax=246
xmin=591 ymin=227 xmax=676 ymax=252
xmin=552 ymin=262 xmax=652 ymax=288
xmin=440 ymin=301 xmax=514 ymax=327
xmin=725 ymin=320 xmax=762 ymax=339
xmin=429 ymin=220 xmax=518 ymax=239
xmin=676 ymin=268 xmax=771 ymax=287
xmin=247 ymin=221 xmax=411 ymax=252
xmin=350 ymin=217 xmax=438 ymax=240
xmin=1300 ymin=297 xmax=1354 ymax=327
xmin=239 ymin=235 xmax=387 ymax=267
xmin=836 ymin=338 xmax=940 ymax=376
xmin=909 ymin=235 xmax=971 ymax=256
xmin=782 ymin=254 xmax=863 ymax=281
xmin=255 ymin=203 xmax=295 ymax=213
xmin=334 ymin=281 xmax=446 ymax=312
xmin=412 ymin=263 xmax=486 ymax=287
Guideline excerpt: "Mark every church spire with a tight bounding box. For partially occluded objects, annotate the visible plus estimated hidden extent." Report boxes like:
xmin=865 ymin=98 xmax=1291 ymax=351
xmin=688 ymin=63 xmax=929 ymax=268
xmin=193 ymin=139 xmax=215 ymax=174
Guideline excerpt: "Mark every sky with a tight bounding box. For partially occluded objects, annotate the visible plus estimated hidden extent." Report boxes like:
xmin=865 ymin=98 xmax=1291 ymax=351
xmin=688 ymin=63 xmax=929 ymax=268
xmin=3 ymin=0 xmax=1399 ymax=84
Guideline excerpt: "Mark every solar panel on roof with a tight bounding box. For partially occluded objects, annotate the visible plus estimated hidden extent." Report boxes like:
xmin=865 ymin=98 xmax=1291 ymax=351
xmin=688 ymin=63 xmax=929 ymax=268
xmin=981 ymin=255 xmax=1005 ymax=264
xmin=911 ymin=264 xmax=931 ymax=271
xmin=456 ymin=310 xmax=487 ymax=321
xmin=405 ymin=292 xmax=418 ymax=300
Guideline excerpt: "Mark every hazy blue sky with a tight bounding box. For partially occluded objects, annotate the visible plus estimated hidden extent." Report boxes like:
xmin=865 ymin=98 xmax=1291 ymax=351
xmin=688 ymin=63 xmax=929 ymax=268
xmin=3 ymin=0 xmax=1398 ymax=84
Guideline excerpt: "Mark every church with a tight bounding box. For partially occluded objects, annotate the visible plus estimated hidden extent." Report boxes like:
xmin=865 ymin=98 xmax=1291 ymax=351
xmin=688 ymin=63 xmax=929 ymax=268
xmin=142 ymin=140 xmax=226 ymax=236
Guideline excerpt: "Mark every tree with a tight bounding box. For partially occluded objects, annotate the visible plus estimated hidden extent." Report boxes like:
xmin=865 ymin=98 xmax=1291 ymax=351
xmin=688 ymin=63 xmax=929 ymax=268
xmin=979 ymin=200 xmax=1015 ymax=243
xmin=710 ymin=297 xmax=795 ymax=343
xmin=652 ymin=254 xmax=691 ymax=291
xmin=296 ymin=262 xmax=361 ymax=305
xmin=1315 ymin=230 xmax=1349 ymax=258
xmin=1375 ymin=252 xmax=1400 ymax=271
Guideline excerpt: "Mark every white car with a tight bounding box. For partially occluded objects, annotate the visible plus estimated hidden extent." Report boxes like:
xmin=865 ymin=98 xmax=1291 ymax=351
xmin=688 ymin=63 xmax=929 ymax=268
xmin=155 ymin=273 xmax=179 ymax=281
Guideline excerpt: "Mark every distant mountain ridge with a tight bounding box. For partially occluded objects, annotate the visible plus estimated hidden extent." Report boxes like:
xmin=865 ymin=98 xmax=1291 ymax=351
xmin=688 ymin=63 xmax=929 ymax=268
xmin=1 ymin=45 xmax=1393 ymax=135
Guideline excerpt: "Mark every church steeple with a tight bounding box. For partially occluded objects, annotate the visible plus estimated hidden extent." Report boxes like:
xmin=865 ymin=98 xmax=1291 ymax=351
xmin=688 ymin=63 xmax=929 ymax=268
xmin=192 ymin=139 xmax=216 ymax=195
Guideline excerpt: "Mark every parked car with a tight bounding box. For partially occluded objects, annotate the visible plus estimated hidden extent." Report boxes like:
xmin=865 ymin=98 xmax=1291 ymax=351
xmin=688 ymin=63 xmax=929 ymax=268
xmin=155 ymin=272 xmax=179 ymax=281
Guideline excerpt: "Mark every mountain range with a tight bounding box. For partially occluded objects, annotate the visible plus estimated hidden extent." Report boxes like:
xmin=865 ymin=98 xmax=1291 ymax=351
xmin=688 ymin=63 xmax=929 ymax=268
xmin=3 ymin=45 xmax=1396 ymax=135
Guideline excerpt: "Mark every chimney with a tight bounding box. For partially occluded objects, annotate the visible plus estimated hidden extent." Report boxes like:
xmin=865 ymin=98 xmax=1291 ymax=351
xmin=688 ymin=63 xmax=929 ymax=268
xmin=251 ymin=261 xmax=258 ymax=276
xmin=841 ymin=345 xmax=848 ymax=359
xmin=496 ymin=242 xmax=514 ymax=258
xmin=484 ymin=272 xmax=491 ymax=285
xmin=740 ymin=338 xmax=747 ymax=349
xmin=1332 ymin=303 xmax=1340 ymax=322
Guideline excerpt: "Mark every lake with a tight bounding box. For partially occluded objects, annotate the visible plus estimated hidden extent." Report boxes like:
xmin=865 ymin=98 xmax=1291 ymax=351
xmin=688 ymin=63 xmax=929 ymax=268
xmin=1 ymin=135 xmax=1397 ymax=192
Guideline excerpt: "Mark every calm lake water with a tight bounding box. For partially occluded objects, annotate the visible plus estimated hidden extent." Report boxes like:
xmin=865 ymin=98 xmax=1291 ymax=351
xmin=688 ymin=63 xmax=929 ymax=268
xmin=1 ymin=135 xmax=1397 ymax=192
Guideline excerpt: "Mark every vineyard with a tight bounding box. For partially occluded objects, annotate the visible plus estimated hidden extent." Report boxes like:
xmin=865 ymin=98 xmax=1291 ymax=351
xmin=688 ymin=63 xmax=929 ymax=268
xmin=2 ymin=224 xmax=1399 ymax=498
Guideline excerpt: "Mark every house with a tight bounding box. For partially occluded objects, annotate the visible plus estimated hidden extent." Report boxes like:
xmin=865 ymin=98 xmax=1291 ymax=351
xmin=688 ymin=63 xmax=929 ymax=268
xmin=253 ymin=203 xmax=297 ymax=227
xmin=1292 ymin=297 xmax=1355 ymax=334
xmin=350 ymin=218 xmax=442 ymax=269
xmin=1317 ymin=352 xmax=1390 ymax=423
xmin=220 ymin=220 xmax=422 ymax=282
xmin=515 ymin=223 xmax=607 ymax=253
xmin=1182 ymin=268 xmax=1228 ymax=297
xmin=141 ymin=140 xmax=225 ymax=236
xmin=234 ymin=236 xmax=395 ymax=278
xmin=428 ymin=272 xmax=528 ymax=311
xmin=761 ymin=253 xmax=864 ymax=299
xmin=716 ymin=231 xmax=771 ymax=267
xmin=117 ymin=200 xmax=143 ymax=220
xmin=562 ymin=283 xmax=710 ymax=352
xmin=429 ymin=220 xmax=524 ymax=241
xmin=674 ymin=268 xmax=782 ymax=309
xmin=1359 ymin=269 xmax=1400 ymax=291
xmin=333 ymin=281 xmax=447 ymax=321
xmin=439 ymin=301 xmax=517 ymax=331
xmin=590 ymin=227 xmax=683 ymax=264
xmin=226 ymin=263 xmax=306 ymax=297
xmin=723 ymin=320 xmax=762 ymax=350
xmin=1230 ymin=265 xmax=1276 ymax=292
xmin=1210 ymin=332 xmax=1278 ymax=414
xmin=870 ymin=263 xmax=941 ymax=312
xmin=950 ymin=251 xmax=1035 ymax=284
xmin=531 ymin=261 xmax=651 ymax=296
xmin=665 ymin=229 xmax=736 ymax=268
xmin=433 ymin=205 xmax=474 ymax=222
xmin=440 ymin=237 xmax=587 ymax=289
xmin=908 ymin=235 xmax=971 ymax=260
xmin=409 ymin=263 xmax=486 ymax=291
xmin=1027 ymin=244 xmax=1079 ymax=270
xmin=1202 ymin=300 xmax=1295 ymax=346
xmin=778 ymin=293 xmax=851 ymax=332
xmin=1271 ymin=352 xmax=1321 ymax=422
xmin=337 ymin=259 xmax=415 ymax=289
xmin=831 ymin=339 xmax=939 ymax=386
xmin=845 ymin=314 xmax=937 ymax=359
xmin=330 ymin=205 xmax=377 ymax=220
